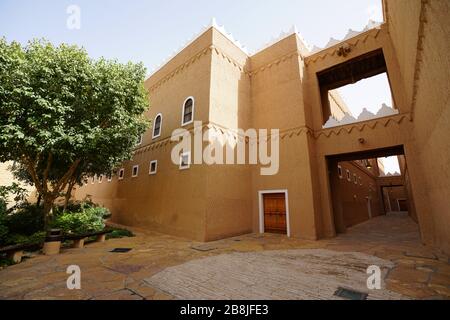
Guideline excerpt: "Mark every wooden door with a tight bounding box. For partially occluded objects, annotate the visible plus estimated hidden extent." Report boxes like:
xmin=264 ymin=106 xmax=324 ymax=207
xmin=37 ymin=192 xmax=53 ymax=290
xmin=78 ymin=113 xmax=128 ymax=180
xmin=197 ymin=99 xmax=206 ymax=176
xmin=263 ymin=193 xmax=287 ymax=234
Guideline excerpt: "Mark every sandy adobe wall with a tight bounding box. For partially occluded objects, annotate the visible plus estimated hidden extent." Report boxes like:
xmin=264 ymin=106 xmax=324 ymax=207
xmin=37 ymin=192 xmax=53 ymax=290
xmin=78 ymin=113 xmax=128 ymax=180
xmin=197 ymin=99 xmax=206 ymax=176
xmin=386 ymin=0 xmax=450 ymax=254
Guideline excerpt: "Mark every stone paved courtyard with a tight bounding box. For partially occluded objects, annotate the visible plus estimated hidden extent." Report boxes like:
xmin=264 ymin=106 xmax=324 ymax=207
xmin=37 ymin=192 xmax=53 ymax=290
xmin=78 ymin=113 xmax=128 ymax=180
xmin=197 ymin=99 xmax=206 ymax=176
xmin=0 ymin=213 xmax=449 ymax=300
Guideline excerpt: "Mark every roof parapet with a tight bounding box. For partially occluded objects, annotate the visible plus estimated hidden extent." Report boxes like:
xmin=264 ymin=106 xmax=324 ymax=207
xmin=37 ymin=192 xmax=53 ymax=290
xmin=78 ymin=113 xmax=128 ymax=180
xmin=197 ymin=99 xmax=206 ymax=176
xmin=310 ymin=20 xmax=382 ymax=55
xmin=253 ymin=25 xmax=313 ymax=55
xmin=148 ymin=18 xmax=249 ymax=78
xmin=147 ymin=19 xmax=383 ymax=79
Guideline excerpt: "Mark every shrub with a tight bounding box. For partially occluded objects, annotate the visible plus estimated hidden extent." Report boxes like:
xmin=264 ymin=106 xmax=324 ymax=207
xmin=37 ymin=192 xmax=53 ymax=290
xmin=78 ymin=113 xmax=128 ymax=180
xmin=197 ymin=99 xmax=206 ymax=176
xmin=0 ymin=224 xmax=8 ymax=246
xmin=0 ymin=257 xmax=15 ymax=268
xmin=53 ymin=200 xmax=96 ymax=216
xmin=5 ymin=204 xmax=44 ymax=236
xmin=0 ymin=208 xmax=8 ymax=246
xmin=107 ymin=228 xmax=134 ymax=239
xmin=51 ymin=207 xmax=110 ymax=235
xmin=0 ymin=199 xmax=6 ymax=216
xmin=3 ymin=231 xmax=45 ymax=246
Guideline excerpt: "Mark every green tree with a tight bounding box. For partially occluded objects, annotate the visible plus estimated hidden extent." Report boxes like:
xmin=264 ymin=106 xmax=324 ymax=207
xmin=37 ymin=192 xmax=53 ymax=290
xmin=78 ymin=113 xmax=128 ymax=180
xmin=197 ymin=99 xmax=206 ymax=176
xmin=0 ymin=38 xmax=149 ymax=228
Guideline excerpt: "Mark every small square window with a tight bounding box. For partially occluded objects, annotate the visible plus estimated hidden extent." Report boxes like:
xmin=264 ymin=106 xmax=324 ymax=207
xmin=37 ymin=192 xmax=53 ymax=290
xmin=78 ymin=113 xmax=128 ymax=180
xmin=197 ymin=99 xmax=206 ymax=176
xmin=118 ymin=168 xmax=125 ymax=180
xmin=136 ymin=135 xmax=143 ymax=145
xmin=132 ymin=165 xmax=139 ymax=177
xmin=149 ymin=160 xmax=158 ymax=175
xmin=337 ymin=165 xmax=343 ymax=179
xmin=179 ymin=152 xmax=191 ymax=170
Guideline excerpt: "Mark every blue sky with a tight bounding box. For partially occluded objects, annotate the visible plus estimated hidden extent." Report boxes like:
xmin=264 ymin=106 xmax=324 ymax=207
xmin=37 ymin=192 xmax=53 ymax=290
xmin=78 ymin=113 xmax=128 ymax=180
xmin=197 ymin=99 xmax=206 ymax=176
xmin=0 ymin=0 xmax=388 ymax=112
xmin=0 ymin=0 xmax=399 ymax=171
xmin=0 ymin=0 xmax=383 ymax=71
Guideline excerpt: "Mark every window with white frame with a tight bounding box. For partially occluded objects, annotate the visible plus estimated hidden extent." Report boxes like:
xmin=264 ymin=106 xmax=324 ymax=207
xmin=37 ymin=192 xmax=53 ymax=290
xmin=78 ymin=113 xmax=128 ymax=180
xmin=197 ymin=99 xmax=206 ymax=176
xmin=346 ymin=170 xmax=351 ymax=182
xmin=118 ymin=168 xmax=124 ymax=180
xmin=152 ymin=114 xmax=162 ymax=139
xmin=181 ymin=97 xmax=194 ymax=126
xmin=149 ymin=160 xmax=158 ymax=175
xmin=132 ymin=165 xmax=139 ymax=177
xmin=353 ymin=174 xmax=358 ymax=184
xmin=91 ymin=176 xmax=95 ymax=184
xmin=107 ymin=173 xmax=112 ymax=182
xmin=179 ymin=152 xmax=191 ymax=170
xmin=337 ymin=165 xmax=343 ymax=179
xmin=98 ymin=175 xmax=103 ymax=183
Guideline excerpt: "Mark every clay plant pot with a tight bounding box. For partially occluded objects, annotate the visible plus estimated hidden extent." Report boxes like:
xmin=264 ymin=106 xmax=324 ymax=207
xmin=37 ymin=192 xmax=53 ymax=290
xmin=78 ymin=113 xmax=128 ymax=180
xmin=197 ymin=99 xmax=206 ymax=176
xmin=43 ymin=229 xmax=62 ymax=255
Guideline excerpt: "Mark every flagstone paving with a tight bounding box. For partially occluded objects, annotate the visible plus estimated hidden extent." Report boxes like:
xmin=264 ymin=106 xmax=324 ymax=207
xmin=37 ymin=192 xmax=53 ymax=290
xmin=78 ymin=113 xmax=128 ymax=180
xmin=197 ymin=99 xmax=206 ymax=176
xmin=0 ymin=213 xmax=449 ymax=300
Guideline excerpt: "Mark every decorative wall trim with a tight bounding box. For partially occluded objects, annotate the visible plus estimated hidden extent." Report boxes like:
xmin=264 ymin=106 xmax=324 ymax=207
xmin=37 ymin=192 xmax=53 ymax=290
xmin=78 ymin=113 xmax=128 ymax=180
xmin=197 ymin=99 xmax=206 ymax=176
xmin=315 ymin=113 xmax=410 ymax=139
xmin=148 ymin=46 xmax=212 ymax=92
xmin=323 ymin=104 xmax=399 ymax=129
xmin=410 ymin=0 xmax=429 ymax=121
xmin=133 ymin=113 xmax=410 ymax=156
xmin=309 ymin=20 xmax=382 ymax=55
xmin=249 ymin=50 xmax=301 ymax=77
xmin=147 ymin=19 xmax=385 ymax=91
xmin=304 ymin=27 xmax=382 ymax=66
xmin=148 ymin=19 xmax=249 ymax=78
xmin=211 ymin=46 xmax=249 ymax=74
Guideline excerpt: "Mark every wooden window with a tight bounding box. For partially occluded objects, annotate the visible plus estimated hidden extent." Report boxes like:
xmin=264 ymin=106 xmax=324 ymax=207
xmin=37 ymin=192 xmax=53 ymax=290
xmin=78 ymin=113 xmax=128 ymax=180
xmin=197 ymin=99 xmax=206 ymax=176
xmin=181 ymin=97 xmax=194 ymax=126
xmin=179 ymin=152 xmax=191 ymax=170
xmin=153 ymin=114 xmax=162 ymax=139
xmin=149 ymin=160 xmax=158 ymax=175
xmin=132 ymin=165 xmax=139 ymax=177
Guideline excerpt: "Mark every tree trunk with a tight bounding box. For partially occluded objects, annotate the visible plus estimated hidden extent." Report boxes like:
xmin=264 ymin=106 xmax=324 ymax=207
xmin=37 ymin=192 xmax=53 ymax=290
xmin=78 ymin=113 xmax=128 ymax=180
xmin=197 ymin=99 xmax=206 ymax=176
xmin=63 ymin=181 xmax=76 ymax=212
xmin=42 ymin=196 xmax=55 ymax=231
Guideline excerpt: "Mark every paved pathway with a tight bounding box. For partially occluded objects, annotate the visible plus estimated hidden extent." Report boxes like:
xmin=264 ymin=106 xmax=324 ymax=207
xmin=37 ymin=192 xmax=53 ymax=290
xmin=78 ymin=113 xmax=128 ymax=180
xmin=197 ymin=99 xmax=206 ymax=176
xmin=145 ymin=249 xmax=406 ymax=300
xmin=0 ymin=213 xmax=449 ymax=300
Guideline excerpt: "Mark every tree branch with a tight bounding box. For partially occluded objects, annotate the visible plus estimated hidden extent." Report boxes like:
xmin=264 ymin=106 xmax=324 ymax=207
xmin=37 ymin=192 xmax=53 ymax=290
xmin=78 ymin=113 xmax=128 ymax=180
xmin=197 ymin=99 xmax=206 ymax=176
xmin=53 ymin=159 xmax=81 ymax=195
xmin=20 ymin=154 xmax=43 ymax=195
xmin=42 ymin=152 xmax=53 ymax=193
